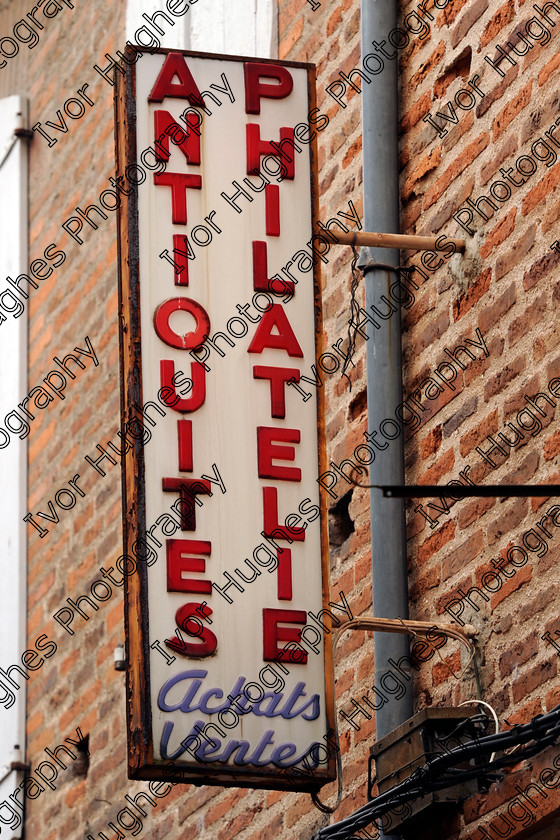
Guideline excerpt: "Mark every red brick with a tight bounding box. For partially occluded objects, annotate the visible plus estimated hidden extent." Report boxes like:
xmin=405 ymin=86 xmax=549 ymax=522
xmin=480 ymin=2 xmax=516 ymax=49
xmin=522 ymin=161 xmax=560 ymax=216
xmin=279 ymin=16 xmax=304 ymax=58
xmin=459 ymin=409 xmax=499 ymax=458
xmin=492 ymin=81 xmax=533 ymax=141
xmin=411 ymin=41 xmax=446 ymax=91
xmin=417 ymin=520 xmax=456 ymax=564
xmin=326 ymin=4 xmax=342 ymax=37
xmin=499 ymin=631 xmax=539 ymax=677
xmin=486 ymin=498 xmax=529 ymax=547
xmin=421 ymin=425 xmax=443 ymax=458
xmin=402 ymin=146 xmax=442 ymax=200
xmin=400 ymin=90 xmax=433 ymax=133
xmin=424 ymin=133 xmax=490 ymax=207
xmin=494 ymin=225 xmax=536 ymax=281
xmin=442 ymin=530 xmax=484 ymax=580
xmin=453 ymin=267 xmax=492 ymax=321
xmin=457 ymin=496 xmax=496 ymax=530
xmin=451 ymin=0 xmax=488 ymax=48
xmin=539 ymin=51 xmax=560 ymax=86
xmin=490 ymin=564 xmax=533 ymax=609
xmin=484 ymin=355 xmax=526 ymax=401
xmin=512 ymin=656 xmax=557 ymax=703
xmin=432 ymin=650 xmax=461 ymax=686
xmin=418 ymin=447 xmax=455 ymax=484
xmin=544 ymin=429 xmax=560 ymax=461
xmin=508 ymin=293 xmax=548 ymax=348
xmin=479 ymin=209 xmax=517 ymax=260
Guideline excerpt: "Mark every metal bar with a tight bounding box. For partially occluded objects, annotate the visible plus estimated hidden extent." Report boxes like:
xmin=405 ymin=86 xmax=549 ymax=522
xmin=377 ymin=485 xmax=560 ymax=498
xmin=334 ymin=617 xmax=478 ymax=644
xmin=323 ymin=230 xmax=466 ymax=253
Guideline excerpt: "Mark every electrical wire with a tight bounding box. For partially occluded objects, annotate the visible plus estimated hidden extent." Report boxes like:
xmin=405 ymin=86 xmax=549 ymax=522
xmin=311 ymin=647 xmax=344 ymax=813
xmin=333 ymin=617 xmax=476 ymax=656
xmin=334 ymin=617 xmax=479 ymax=692
xmin=340 ymin=248 xmax=419 ymax=389
xmin=341 ymin=238 xmax=362 ymax=387
xmin=459 ymin=700 xmax=499 ymax=761
xmin=312 ymin=704 xmax=560 ymax=840
xmin=310 ymin=618 xmax=481 ymax=815
xmin=311 ymin=726 xmax=344 ymax=813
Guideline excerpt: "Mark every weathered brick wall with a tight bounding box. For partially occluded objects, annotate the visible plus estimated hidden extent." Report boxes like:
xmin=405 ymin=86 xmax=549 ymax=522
xmin=1 ymin=2 xmax=359 ymax=839
xmin=280 ymin=0 xmax=560 ymax=839
xmin=0 ymin=2 xmax=225 ymax=839
xmin=7 ymin=2 xmax=157 ymax=838
xmin=3 ymin=0 xmax=560 ymax=837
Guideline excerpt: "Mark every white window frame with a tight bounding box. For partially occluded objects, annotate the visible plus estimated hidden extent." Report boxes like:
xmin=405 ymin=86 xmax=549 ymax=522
xmin=0 ymin=94 xmax=29 ymax=840
xmin=126 ymin=0 xmax=277 ymax=58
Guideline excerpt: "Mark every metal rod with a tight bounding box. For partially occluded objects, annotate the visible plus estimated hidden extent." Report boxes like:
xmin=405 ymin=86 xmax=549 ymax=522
xmin=374 ymin=484 xmax=560 ymax=498
xmin=323 ymin=230 xmax=466 ymax=253
xmin=334 ymin=617 xmax=478 ymax=646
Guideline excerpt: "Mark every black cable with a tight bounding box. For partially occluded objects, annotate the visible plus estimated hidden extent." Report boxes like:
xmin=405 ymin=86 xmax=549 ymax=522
xmin=323 ymin=729 xmax=560 ymax=839
xmin=340 ymin=248 xmax=417 ymax=388
xmin=341 ymin=241 xmax=362 ymax=387
xmin=313 ymin=706 xmax=560 ymax=840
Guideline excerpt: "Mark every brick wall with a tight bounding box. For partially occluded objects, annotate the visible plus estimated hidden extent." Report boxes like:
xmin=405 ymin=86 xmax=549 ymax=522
xmin=279 ymin=0 xmax=560 ymax=838
xmin=0 ymin=2 xmax=274 ymax=839
xmin=2 ymin=0 xmax=560 ymax=838
xmin=0 ymin=2 xmax=354 ymax=839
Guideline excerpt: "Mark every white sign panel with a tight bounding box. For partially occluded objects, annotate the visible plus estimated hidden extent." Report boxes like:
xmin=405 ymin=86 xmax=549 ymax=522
xmin=116 ymin=47 xmax=335 ymax=789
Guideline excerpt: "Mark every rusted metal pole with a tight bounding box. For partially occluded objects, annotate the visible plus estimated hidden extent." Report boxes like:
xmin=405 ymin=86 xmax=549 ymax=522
xmin=322 ymin=229 xmax=466 ymax=253
xmin=334 ymin=617 xmax=478 ymax=646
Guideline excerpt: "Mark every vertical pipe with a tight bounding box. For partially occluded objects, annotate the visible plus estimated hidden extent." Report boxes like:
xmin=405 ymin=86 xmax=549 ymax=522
xmin=359 ymin=0 xmax=414 ymax=818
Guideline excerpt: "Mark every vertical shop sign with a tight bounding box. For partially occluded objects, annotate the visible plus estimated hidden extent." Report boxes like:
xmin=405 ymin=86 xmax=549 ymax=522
xmin=116 ymin=47 xmax=334 ymax=789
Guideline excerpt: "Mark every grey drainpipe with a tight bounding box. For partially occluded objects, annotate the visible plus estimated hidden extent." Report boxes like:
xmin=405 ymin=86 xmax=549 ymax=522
xmin=359 ymin=1 xmax=414 ymax=833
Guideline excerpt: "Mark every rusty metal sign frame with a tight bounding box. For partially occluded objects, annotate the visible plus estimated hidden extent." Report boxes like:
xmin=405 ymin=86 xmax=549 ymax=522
xmin=115 ymin=46 xmax=336 ymax=791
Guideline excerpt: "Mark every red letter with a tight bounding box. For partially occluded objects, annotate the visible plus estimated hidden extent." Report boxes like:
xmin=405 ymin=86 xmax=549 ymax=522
xmin=246 ymin=124 xmax=296 ymax=180
xmin=153 ymin=173 xmax=202 ymax=225
xmin=170 ymin=233 xmax=196 ymax=286
xmin=253 ymin=241 xmax=293 ymax=296
xmin=162 ymin=478 xmax=212 ymax=531
xmin=248 ymin=304 xmax=303 ymax=357
xmin=177 ymin=419 xmax=193 ymax=471
xmin=165 ymin=603 xmax=217 ymax=657
xmin=253 ymin=365 xmax=300 ymax=418
xmin=154 ymin=298 xmax=210 ymax=350
xmin=257 ymin=427 xmax=301 ymax=481
xmin=167 ymin=539 xmax=212 ymax=593
xmin=263 ymin=608 xmax=307 ymax=663
xmin=244 ymin=62 xmax=294 ymax=114
xmin=160 ymin=360 xmax=205 ymax=412
xmin=154 ymin=110 xmax=201 ymax=164
xmin=149 ymin=52 xmax=205 ymax=105
xmin=262 ymin=486 xmax=305 ymax=542
xmin=277 ymin=548 xmax=293 ymax=600
xmin=266 ymin=185 xmax=280 ymax=236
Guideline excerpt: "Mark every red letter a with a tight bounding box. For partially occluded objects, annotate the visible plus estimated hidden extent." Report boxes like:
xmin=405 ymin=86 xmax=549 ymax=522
xmin=248 ymin=305 xmax=303 ymax=358
xmin=149 ymin=52 xmax=205 ymax=106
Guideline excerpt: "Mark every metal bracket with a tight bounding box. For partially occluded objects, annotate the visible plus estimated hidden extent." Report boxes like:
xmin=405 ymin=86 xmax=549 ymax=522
xmin=365 ymin=484 xmax=560 ymax=498
xmin=318 ymin=229 xmax=466 ymax=253
xmin=10 ymin=760 xmax=31 ymax=771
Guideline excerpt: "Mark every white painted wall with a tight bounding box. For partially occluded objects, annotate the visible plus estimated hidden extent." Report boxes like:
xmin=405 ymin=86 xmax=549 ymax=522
xmin=126 ymin=0 xmax=192 ymax=51
xmin=126 ymin=0 xmax=277 ymax=58
xmin=190 ymin=0 xmax=277 ymax=58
